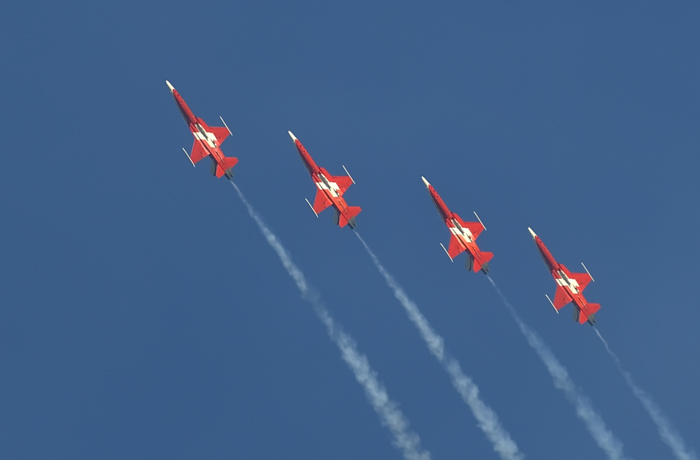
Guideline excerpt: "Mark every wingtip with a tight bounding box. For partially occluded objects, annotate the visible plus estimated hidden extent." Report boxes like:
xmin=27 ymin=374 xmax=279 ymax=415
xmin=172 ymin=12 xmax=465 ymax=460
xmin=421 ymin=176 xmax=430 ymax=188
xmin=288 ymin=131 xmax=298 ymax=142
xmin=166 ymin=80 xmax=174 ymax=92
xmin=528 ymin=227 xmax=537 ymax=239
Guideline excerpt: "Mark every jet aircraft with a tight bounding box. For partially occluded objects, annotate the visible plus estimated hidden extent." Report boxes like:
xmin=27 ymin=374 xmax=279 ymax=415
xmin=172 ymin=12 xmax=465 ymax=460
xmin=166 ymin=80 xmax=238 ymax=179
xmin=528 ymin=227 xmax=600 ymax=325
xmin=288 ymin=131 xmax=361 ymax=229
xmin=422 ymin=177 xmax=493 ymax=274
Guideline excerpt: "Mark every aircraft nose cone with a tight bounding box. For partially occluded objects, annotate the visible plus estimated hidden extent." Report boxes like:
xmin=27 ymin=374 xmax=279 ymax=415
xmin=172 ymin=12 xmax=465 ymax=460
xmin=166 ymin=80 xmax=175 ymax=92
xmin=421 ymin=176 xmax=430 ymax=188
xmin=528 ymin=227 xmax=537 ymax=239
xmin=288 ymin=131 xmax=298 ymax=142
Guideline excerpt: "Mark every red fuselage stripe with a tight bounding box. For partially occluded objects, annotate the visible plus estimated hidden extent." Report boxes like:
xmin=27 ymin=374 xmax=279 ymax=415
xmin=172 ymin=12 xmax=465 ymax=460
xmin=428 ymin=186 xmax=453 ymax=221
xmin=294 ymin=140 xmax=320 ymax=175
xmin=535 ymin=237 xmax=559 ymax=272
xmin=172 ymin=90 xmax=197 ymax=126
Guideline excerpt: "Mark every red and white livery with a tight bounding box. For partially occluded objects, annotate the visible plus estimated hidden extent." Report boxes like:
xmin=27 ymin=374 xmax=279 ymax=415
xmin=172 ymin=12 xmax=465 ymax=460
xmin=528 ymin=227 xmax=600 ymax=325
xmin=289 ymin=131 xmax=361 ymax=229
xmin=422 ymin=176 xmax=493 ymax=274
xmin=166 ymin=80 xmax=238 ymax=179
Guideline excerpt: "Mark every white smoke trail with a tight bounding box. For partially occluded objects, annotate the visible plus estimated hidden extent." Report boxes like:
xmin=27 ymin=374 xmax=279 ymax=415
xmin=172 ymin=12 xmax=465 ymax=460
xmin=231 ymin=182 xmax=431 ymax=460
xmin=594 ymin=328 xmax=697 ymax=460
xmin=355 ymin=233 xmax=524 ymax=460
xmin=487 ymin=276 xmax=629 ymax=460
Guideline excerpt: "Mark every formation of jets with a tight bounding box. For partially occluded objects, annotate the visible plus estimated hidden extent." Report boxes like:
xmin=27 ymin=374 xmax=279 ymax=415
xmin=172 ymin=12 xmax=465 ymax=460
xmin=166 ymin=80 xmax=602 ymax=325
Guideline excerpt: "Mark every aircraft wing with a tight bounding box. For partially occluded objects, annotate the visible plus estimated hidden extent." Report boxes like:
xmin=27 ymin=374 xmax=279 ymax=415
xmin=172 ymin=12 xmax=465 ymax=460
xmin=193 ymin=118 xmax=229 ymax=146
xmin=330 ymin=174 xmax=353 ymax=195
xmin=209 ymin=126 xmax=230 ymax=145
xmin=560 ymin=263 xmax=592 ymax=292
xmin=553 ymin=285 xmax=573 ymax=310
xmin=447 ymin=235 xmax=466 ymax=259
xmin=189 ymin=140 xmax=209 ymax=164
xmin=312 ymin=189 xmax=333 ymax=214
xmin=454 ymin=213 xmax=484 ymax=239
xmin=569 ymin=272 xmax=592 ymax=292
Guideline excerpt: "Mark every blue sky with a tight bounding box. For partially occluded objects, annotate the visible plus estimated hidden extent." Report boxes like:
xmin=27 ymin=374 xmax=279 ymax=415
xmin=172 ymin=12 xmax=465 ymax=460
xmin=1 ymin=1 xmax=698 ymax=459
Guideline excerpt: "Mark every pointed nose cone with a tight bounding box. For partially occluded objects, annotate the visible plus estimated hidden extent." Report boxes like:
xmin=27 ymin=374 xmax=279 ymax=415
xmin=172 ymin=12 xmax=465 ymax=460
xmin=421 ymin=176 xmax=431 ymax=188
xmin=288 ymin=131 xmax=298 ymax=142
xmin=166 ymin=80 xmax=175 ymax=93
xmin=528 ymin=227 xmax=537 ymax=239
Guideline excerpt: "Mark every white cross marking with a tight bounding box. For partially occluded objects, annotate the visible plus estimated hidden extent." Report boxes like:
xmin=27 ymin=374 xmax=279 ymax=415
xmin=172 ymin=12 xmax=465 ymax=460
xmin=449 ymin=225 xmax=473 ymax=243
xmin=193 ymin=131 xmax=218 ymax=148
xmin=556 ymin=277 xmax=580 ymax=294
xmin=316 ymin=180 xmax=341 ymax=197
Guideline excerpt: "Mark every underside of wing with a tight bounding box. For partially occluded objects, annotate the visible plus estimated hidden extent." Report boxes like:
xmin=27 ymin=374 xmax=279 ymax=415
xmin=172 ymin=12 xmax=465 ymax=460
xmin=313 ymin=189 xmax=333 ymax=214
xmin=330 ymin=174 xmax=353 ymax=195
xmin=208 ymin=126 xmax=229 ymax=145
xmin=454 ymin=213 xmax=484 ymax=239
xmin=447 ymin=235 xmax=466 ymax=259
xmin=553 ymin=286 xmax=572 ymax=310
xmin=579 ymin=303 xmax=600 ymax=324
xmin=190 ymin=140 xmax=209 ymax=164
xmin=569 ymin=272 xmax=592 ymax=292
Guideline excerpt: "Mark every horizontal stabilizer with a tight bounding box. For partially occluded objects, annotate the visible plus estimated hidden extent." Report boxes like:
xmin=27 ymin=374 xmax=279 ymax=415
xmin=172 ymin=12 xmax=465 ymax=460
xmin=479 ymin=251 xmax=494 ymax=266
xmin=470 ymin=251 xmax=493 ymax=273
xmin=338 ymin=206 xmax=361 ymax=228
xmin=479 ymin=251 xmax=494 ymax=274
xmin=579 ymin=303 xmax=601 ymax=324
xmin=214 ymin=156 xmax=239 ymax=178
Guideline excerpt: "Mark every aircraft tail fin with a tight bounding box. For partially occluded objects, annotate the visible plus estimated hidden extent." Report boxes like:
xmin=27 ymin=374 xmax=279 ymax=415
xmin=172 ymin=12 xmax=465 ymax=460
xmin=338 ymin=206 xmax=361 ymax=228
xmin=214 ymin=156 xmax=239 ymax=178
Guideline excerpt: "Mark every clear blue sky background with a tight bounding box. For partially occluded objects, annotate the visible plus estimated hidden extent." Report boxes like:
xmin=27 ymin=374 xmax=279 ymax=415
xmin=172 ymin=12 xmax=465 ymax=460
xmin=0 ymin=1 xmax=698 ymax=459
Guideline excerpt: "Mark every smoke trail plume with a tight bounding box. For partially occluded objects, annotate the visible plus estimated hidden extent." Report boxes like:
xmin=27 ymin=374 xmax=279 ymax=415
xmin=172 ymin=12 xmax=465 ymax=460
xmin=355 ymin=233 xmax=524 ymax=460
xmin=487 ymin=276 xmax=628 ymax=460
xmin=594 ymin=328 xmax=697 ymax=460
xmin=231 ymin=182 xmax=431 ymax=460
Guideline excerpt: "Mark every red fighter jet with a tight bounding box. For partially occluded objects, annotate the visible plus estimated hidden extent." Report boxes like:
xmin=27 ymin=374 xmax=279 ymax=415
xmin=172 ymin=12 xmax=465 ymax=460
xmin=422 ymin=177 xmax=493 ymax=274
xmin=528 ymin=227 xmax=600 ymax=325
xmin=166 ymin=80 xmax=238 ymax=179
xmin=288 ymin=131 xmax=361 ymax=229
